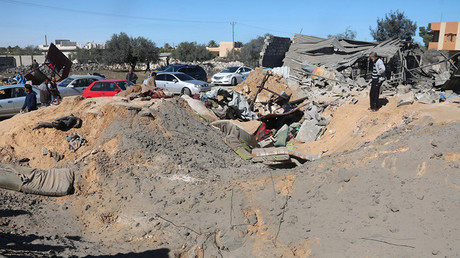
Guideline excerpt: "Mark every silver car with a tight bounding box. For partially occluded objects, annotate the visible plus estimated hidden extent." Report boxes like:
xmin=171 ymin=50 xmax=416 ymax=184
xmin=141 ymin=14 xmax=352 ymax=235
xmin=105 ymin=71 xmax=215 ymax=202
xmin=57 ymin=75 xmax=105 ymax=97
xmin=211 ymin=66 xmax=253 ymax=86
xmin=144 ymin=72 xmax=211 ymax=96
xmin=0 ymin=84 xmax=40 ymax=118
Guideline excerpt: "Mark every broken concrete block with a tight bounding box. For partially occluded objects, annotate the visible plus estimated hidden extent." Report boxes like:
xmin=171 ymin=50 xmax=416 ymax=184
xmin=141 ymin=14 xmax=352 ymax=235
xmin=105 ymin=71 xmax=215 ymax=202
xmin=349 ymin=98 xmax=358 ymax=104
xmin=295 ymin=120 xmax=321 ymax=142
xmin=138 ymin=110 xmax=152 ymax=117
xmin=397 ymin=91 xmax=415 ymax=107
xmin=416 ymin=92 xmax=438 ymax=104
xmin=397 ymin=85 xmax=411 ymax=94
xmin=356 ymin=77 xmax=367 ymax=88
xmin=331 ymin=85 xmax=342 ymax=94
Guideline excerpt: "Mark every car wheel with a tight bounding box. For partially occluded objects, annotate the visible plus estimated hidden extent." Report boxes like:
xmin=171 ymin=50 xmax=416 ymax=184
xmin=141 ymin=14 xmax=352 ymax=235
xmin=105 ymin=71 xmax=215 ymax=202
xmin=231 ymin=77 xmax=237 ymax=86
xmin=181 ymin=88 xmax=192 ymax=96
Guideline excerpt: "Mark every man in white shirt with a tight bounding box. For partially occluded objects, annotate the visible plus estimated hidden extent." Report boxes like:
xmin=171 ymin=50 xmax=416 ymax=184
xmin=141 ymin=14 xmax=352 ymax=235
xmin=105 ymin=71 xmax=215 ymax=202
xmin=369 ymin=52 xmax=386 ymax=112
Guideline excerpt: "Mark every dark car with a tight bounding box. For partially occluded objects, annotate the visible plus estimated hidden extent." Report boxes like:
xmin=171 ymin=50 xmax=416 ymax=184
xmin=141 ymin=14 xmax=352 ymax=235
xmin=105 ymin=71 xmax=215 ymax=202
xmin=161 ymin=64 xmax=207 ymax=81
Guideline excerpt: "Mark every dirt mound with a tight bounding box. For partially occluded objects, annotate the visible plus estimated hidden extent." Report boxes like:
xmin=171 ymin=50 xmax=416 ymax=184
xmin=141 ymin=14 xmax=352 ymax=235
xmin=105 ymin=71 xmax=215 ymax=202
xmin=0 ymin=94 xmax=459 ymax=257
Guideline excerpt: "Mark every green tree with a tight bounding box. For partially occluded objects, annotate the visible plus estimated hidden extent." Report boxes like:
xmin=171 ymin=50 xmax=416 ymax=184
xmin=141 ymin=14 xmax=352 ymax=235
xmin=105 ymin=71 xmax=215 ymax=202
xmin=72 ymin=48 xmax=105 ymax=63
xmin=104 ymin=32 xmax=159 ymax=68
xmin=369 ymin=10 xmax=417 ymax=41
xmin=171 ymin=42 xmax=213 ymax=62
xmin=419 ymin=23 xmax=433 ymax=47
xmin=327 ymin=27 xmax=357 ymax=40
xmin=207 ymin=40 xmax=218 ymax=47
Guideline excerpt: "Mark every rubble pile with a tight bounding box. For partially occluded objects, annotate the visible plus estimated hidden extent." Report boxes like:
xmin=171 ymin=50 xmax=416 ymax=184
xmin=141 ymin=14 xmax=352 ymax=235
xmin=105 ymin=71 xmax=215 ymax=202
xmin=281 ymin=34 xmax=459 ymax=94
xmin=0 ymin=91 xmax=459 ymax=257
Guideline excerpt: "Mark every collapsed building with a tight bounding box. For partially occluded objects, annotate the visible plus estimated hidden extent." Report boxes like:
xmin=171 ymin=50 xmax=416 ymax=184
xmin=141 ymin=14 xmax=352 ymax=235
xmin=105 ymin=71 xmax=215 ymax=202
xmin=260 ymin=34 xmax=460 ymax=92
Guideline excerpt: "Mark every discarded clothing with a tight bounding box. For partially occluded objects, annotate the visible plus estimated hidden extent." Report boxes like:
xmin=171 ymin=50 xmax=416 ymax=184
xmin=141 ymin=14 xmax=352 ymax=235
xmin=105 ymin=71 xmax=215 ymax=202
xmin=66 ymin=132 xmax=86 ymax=152
xmin=33 ymin=115 xmax=82 ymax=131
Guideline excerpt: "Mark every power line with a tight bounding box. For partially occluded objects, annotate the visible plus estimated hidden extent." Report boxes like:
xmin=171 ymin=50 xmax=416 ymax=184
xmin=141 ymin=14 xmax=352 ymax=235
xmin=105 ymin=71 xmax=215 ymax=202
xmin=0 ymin=0 xmax=228 ymax=25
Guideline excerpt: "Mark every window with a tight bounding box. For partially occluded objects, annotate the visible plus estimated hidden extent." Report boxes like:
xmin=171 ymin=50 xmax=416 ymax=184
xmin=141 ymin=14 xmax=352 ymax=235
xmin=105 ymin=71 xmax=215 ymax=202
xmin=445 ymin=33 xmax=456 ymax=42
xmin=115 ymin=81 xmax=132 ymax=90
xmin=12 ymin=87 xmax=26 ymax=97
xmin=175 ymin=73 xmax=194 ymax=81
xmin=90 ymin=83 xmax=103 ymax=91
xmin=156 ymin=74 xmax=167 ymax=81
xmin=165 ymin=74 xmax=176 ymax=81
xmin=58 ymin=77 xmax=73 ymax=87
xmin=0 ymin=88 xmax=12 ymax=99
xmin=102 ymin=82 xmax=117 ymax=91
xmin=222 ymin=67 xmax=239 ymax=73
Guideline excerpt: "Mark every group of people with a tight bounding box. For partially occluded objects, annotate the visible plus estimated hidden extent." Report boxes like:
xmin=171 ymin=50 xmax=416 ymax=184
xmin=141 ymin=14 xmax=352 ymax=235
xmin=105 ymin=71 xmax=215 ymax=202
xmin=38 ymin=78 xmax=61 ymax=106
xmin=20 ymin=78 xmax=60 ymax=114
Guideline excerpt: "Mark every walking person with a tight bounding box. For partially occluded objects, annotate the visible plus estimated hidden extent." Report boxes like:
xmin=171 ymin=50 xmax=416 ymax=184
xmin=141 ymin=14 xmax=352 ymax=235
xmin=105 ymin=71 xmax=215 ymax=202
xmin=369 ymin=52 xmax=386 ymax=112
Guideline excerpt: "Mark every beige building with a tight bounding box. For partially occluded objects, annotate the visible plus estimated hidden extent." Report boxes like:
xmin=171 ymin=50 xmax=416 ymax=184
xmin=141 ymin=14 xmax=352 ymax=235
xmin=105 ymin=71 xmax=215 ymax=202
xmin=207 ymin=42 xmax=240 ymax=57
xmin=428 ymin=22 xmax=460 ymax=51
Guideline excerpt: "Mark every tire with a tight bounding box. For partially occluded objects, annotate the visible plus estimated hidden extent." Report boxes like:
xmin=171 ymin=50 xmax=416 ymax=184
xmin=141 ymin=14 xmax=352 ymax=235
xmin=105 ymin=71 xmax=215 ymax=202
xmin=231 ymin=77 xmax=237 ymax=86
xmin=181 ymin=88 xmax=192 ymax=96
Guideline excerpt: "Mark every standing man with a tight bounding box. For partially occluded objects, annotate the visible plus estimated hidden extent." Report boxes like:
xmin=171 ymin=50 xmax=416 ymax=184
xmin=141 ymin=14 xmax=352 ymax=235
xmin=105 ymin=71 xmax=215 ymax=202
xmin=38 ymin=78 xmax=51 ymax=106
xmin=31 ymin=59 xmax=39 ymax=70
xmin=21 ymin=84 xmax=37 ymax=113
xmin=126 ymin=67 xmax=138 ymax=84
xmin=369 ymin=52 xmax=386 ymax=111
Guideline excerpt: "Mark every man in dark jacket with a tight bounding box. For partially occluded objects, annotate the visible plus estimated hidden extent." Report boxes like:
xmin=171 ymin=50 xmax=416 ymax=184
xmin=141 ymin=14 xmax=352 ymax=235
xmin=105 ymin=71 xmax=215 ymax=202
xmin=126 ymin=67 xmax=138 ymax=84
xmin=21 ymin=84 xmax=38 ymax=113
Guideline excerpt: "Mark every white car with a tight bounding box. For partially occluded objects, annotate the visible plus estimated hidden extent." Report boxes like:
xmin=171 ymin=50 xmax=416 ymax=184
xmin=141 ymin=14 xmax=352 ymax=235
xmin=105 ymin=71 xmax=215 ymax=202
xmin=0 ymin=84 xmax=41 ymax=118
xmin=143 ymin=72 xmax=210 ymax=96
xmin=211 ymin=66 xmax=253 ymax=86
xmin=57 ymin=75 xmax=105 ymax=97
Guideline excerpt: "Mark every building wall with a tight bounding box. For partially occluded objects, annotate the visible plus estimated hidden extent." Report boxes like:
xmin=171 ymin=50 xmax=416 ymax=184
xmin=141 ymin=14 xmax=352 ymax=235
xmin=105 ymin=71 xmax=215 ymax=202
xmin=206 ymin=42 xmax=240 ymax=57
xmin=0 ymin=55 xmax=46 ymax=67
xmin=429 ymin=22 xmax=460 ymax=51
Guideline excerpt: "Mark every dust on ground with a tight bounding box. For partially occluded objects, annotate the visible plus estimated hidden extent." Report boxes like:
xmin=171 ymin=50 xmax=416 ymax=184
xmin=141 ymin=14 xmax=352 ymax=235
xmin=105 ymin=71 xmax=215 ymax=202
xmin=0 ymin=90 xmax=459 ymax=257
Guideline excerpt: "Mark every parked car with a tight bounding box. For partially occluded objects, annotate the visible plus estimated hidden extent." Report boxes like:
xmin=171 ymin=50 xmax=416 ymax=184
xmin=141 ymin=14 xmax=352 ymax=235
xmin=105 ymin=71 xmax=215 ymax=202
xmin=161 ymin=64 xmax=207 ymax=81
xmin=0 ymin=84 xmax=40 ymax=118
xmin=211 ymin=66 xmax=253 ymax=86
xmin=143 ymin=72 xmax=210 ymax=96
xmin=57 ymin=75 xmax=105 ymax=97
xmin=82 ymin=80 xmax=133 ymax=98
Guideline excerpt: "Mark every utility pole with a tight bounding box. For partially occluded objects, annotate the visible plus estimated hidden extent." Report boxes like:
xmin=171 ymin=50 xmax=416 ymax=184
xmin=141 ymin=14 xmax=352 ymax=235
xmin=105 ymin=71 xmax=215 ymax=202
xmin=45 ymin=34 xmax=47 ymax=46
xmin=231 ymin=22 xmax=236 ymax=47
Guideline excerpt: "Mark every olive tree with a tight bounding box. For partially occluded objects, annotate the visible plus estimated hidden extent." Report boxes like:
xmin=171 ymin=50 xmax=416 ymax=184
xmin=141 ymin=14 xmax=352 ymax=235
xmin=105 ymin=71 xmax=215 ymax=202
xmin=171 ymin=42 xmax=213 ymax=62
xmin=104 ymin=32 xmax=159 ymax=68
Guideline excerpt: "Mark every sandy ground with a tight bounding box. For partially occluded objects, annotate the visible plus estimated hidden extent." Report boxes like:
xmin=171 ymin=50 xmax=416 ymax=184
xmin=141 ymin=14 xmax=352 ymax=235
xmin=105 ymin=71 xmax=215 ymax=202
xmin=0 ymin=89 xmax=459 ymax=257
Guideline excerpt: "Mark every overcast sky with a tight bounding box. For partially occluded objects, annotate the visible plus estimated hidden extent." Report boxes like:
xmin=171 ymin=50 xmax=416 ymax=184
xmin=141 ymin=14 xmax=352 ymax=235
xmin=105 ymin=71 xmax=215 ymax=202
xmin=0 ymin=0 xmax=458 ymax=47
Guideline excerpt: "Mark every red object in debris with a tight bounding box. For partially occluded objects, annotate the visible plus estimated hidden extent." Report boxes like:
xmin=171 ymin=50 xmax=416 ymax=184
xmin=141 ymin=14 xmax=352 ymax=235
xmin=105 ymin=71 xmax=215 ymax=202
xmin=255 ymin=122 xmax=273 ymax=142
xmin=82 ymin=80 xmax=132 ymax=98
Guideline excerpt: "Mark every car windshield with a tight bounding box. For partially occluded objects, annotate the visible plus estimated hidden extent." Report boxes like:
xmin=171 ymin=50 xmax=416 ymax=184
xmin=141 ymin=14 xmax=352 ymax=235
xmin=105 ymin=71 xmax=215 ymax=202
xmin=174 ymin=73 xmax=195 ymax=81
xmin=58 ymin=77 xmax=73 ymax=87
xmin=221 ymin=67 xmax=239 ymax=73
